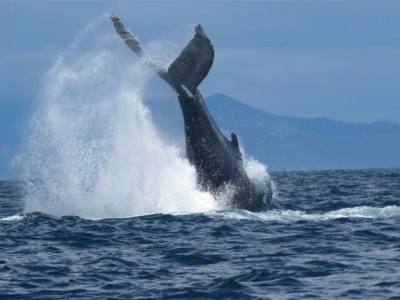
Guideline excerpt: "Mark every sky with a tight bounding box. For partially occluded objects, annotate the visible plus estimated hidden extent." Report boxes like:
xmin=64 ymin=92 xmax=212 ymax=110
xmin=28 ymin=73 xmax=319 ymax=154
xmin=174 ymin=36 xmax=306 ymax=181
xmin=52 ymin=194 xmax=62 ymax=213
xmin=2 ymin=1 xmax=400 ymax=122
xmin=1 ymin=1 xmax=400 ymax=178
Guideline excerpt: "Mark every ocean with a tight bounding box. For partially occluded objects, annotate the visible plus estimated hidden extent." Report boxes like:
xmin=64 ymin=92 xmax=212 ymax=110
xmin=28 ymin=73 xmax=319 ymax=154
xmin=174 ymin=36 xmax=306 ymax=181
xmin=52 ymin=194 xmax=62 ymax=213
xmin=1 ymin=168 xmax=400 ymax=299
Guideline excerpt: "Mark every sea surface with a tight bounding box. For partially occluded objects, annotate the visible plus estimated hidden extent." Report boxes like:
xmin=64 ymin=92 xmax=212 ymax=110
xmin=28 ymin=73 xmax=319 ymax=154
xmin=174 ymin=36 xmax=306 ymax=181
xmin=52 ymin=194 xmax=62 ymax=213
xmin=1 ymin=168 xmax=400 ymax=299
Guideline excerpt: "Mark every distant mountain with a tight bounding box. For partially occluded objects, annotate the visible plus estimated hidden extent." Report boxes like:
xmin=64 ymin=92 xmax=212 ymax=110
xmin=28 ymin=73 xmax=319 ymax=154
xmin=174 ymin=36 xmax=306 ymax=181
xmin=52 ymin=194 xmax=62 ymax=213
xmin=146 ymin=93 xmax=400 ymax=171
xmin=2 ymin=93 xmax=399 ymax=179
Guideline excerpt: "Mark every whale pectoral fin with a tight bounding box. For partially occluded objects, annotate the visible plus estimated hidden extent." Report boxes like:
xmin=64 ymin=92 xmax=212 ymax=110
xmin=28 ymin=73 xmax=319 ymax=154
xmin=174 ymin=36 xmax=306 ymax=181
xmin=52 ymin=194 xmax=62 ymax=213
xmin=167 ymin=24 xmax=214 ymax=93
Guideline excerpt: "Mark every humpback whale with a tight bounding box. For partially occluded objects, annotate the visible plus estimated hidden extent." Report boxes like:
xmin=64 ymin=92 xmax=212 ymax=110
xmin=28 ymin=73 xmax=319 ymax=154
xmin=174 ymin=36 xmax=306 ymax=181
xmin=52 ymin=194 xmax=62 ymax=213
xmin=111 ymin=16 xmax=271 ymax=211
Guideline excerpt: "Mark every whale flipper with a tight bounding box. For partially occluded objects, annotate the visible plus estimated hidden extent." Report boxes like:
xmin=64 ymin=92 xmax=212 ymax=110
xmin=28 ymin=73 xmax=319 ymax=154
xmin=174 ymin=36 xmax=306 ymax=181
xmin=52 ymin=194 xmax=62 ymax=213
xmin=168 ymin=25 xmax=214 ymax=93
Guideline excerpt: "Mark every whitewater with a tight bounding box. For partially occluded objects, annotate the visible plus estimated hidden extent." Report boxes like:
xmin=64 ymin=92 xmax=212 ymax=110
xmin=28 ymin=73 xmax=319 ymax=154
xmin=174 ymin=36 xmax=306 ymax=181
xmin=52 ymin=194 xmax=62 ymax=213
xmin=11 ymin=17 xmax=272 ymax=219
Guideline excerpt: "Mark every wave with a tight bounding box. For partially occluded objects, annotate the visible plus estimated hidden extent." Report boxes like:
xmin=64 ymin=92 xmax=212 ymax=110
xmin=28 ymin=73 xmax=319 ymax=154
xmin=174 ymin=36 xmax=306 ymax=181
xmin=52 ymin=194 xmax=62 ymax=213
xmin=3 ymin=205 xmax=400 ymax=223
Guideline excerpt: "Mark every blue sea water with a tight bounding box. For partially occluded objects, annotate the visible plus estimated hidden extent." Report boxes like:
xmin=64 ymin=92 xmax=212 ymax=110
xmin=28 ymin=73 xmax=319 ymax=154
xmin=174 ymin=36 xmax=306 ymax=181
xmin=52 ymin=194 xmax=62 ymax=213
xmin=1 ymin=168 xmax=400 ymax=299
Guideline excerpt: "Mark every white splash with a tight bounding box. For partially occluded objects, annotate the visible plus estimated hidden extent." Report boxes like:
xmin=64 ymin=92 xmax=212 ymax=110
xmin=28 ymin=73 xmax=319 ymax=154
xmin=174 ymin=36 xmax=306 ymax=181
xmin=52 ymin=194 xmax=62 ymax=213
xmin=244 ymin=158 xmax=271 ymax=189
xmin=244 ymin=157 xmax=274 ymax=206
xmin=15 ymin=18 xmax=219 ymax=219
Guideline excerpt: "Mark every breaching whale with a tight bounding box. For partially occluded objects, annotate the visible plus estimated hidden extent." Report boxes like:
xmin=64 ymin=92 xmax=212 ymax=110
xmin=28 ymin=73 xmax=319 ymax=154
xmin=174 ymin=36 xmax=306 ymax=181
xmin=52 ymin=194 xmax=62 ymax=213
xmin=110 ymin=16 xmax=271 ymax=211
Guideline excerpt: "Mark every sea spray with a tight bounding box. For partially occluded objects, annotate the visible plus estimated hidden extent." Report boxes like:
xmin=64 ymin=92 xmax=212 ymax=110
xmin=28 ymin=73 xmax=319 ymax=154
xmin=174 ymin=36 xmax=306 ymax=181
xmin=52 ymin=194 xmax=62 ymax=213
xmin=16 ymin=18 xmax=218 ymax=218
xmin=244 ymin=157 xmax=275 ymax=207
xmin=15 ymin=17 xmax=273 ymax=218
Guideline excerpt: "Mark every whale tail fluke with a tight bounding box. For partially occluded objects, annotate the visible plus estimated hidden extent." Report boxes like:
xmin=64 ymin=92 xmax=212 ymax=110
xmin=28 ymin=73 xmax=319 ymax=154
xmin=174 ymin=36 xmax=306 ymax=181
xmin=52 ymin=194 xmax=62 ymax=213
xmin=168 ymin=24 xmax=214 ymax=93
xmin=110 ymin=16 xmax=213 ymax=92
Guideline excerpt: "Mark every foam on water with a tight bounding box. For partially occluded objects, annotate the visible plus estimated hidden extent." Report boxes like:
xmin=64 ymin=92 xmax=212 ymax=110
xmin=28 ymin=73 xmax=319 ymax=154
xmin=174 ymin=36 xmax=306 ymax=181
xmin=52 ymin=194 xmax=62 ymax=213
xmin=4 ymin=205 xmax=399 ymax=223
xmin=0 ymin=215 xmax=25 ymax=222
xmin=209 ymin=205 xmax=400 ymax=221
xmin=15 ymin=18 xmax=221 ymax=219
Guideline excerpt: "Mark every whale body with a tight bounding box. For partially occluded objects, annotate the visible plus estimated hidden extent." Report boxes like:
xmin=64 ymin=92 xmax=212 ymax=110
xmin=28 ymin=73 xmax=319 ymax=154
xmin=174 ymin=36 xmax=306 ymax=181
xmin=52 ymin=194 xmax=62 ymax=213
xmin=111 ymin=16 xmax=271 ymax=211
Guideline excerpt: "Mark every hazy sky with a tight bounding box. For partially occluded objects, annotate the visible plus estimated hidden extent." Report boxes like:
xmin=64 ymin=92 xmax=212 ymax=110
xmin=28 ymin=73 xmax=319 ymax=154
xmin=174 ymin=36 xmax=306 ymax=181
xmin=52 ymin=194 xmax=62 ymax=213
xmin=2 ymin=1 xmax=400 ymax=123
